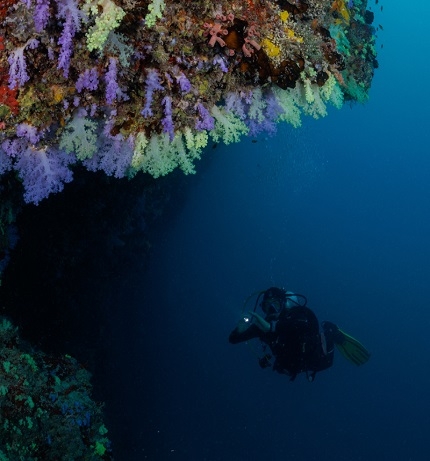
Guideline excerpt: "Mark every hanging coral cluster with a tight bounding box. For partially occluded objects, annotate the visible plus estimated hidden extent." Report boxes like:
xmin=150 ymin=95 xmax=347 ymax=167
xmin=0 ymin=0 xmax=378 ymax=204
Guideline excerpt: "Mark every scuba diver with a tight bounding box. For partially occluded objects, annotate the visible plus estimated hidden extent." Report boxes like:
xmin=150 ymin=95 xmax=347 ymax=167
xmin=229 ymin=287 xmax=370 ymax=382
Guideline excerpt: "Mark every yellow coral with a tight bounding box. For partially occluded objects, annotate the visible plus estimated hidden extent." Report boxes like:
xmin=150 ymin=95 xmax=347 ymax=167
xmin=285 ymin=28 xmax=303 ymax=43
xmin=339 ymin=4 xmax=350 ymax=22
xmin=261 ymin=38 xmax=280 ymax=58
xmin=50 ymin=85 xmax=66 ymax=104
xmin=279 ymin=10 xmax=289 ymax=23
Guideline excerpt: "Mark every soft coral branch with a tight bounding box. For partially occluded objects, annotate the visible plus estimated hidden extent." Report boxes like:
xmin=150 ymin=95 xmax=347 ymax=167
xmin=2 ymin=138 xmax=74 ymax=204
xmin=0 ymin=37 xmax=19 ymax=115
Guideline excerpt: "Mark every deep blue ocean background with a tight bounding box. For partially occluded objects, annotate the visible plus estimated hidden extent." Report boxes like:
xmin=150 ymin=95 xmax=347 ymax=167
xmin=90 ymin=2 xmax=430 ymax=460
xmin=100 ymin=2 xmax=430 ymax=460
xmin=3 ymin=1 xmax=429 ymax=460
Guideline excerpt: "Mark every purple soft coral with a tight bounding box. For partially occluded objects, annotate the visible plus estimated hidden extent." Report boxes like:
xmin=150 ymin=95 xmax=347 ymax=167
xmin=176 ymin=73 xmax=191 ymax=93
xmin=225 ymin=92 xmax=247 ymax=120
xmin=57 ymin=15 xmax=74 ymax=78
xmin=105 ymin=58 xmax=119 ymax=104
xmin=213 ymin=55 xmax=228 ymax=73
xmin=33 ymin=0 xmax=51 ymax=32
xmin=8 ymin=47 xmax=28 ymax=88
xmin=246 ymin=92 xmax=282 ymax=136
xmin=0 ymin=146 xmax=12 ymax=175
xmin=162 ymin=96 xmax=175 ymax=141
xmin=56 ymin=0 xmax=86 ymax=78
xmin=19 ymin=147 xmax=74 ymax=204
xmin=195 ymin=103 xmax=215 ymax=131
xmin=3 ymin=139 xmax=74 ymax=204
xmin=16 ymin=123 xmax=41 ymax=144
xmin=141 ymin=69 xmax=164 ymax=117
xmin=76 ymin=68 xmax=99 ymax=93
xmin=83 ymin=132 xmax=133 ymax=179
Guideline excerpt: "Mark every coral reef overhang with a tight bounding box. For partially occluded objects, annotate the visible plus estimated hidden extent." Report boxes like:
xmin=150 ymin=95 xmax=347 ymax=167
xmin=0 ymin=0 xmax=378 ymax=205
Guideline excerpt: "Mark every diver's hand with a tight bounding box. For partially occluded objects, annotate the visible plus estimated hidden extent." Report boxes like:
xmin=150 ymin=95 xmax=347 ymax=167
xmin=248 ymin=312 xmax=271 ymax=333
xmin=236 ymin=315 xmax=253 ymax=333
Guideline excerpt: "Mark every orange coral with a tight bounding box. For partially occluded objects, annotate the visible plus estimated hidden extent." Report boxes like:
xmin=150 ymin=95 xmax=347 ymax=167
xmin=331 ymin=0 xmax=350 ymax=22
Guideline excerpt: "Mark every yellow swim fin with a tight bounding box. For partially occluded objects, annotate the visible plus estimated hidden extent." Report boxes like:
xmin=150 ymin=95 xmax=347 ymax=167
xmin=334 ymin=329 xmax=371 ymax=366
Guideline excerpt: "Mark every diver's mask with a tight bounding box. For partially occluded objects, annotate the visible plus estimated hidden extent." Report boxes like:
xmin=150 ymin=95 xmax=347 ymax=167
xmin=261 ymin=287 xmax=287 ymax=315
xmin=260 ymin=287 xmax=307 ymax=316
xmin=262 ymin=298 xmax=282 ymax=315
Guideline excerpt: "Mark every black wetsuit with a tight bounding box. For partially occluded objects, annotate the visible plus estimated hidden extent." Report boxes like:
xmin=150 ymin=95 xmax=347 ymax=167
xmin=229 ymin=306 xmax=335 ymax=381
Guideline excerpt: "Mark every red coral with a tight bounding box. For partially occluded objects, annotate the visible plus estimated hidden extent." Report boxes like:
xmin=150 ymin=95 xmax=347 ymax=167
xmin=0 ymin=38 xmax=19 ymax=116
xmin=0 ymin=81 xmax=19 ymax=116
xmin=0 ymin=0 xmax=17 ymax=21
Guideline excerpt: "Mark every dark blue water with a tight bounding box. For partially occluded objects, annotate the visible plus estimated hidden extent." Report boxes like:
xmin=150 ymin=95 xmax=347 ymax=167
xmin=2 ymin=2 xmax=423 ymax=459
xmin=100 ymin=3 xmax=430 ymax=460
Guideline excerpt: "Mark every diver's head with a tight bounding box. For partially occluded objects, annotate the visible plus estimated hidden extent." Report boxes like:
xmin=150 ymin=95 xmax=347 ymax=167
xmin=261 ymin=287 xmax=287 ymax=315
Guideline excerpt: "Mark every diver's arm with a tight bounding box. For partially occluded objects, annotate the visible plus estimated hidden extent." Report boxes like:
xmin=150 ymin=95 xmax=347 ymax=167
xmin=229 ymin=313 xmax=271 ymax=343
xmin=229 ymin=317 xmax=261 ymax=344
xmin=249 ymin=312 xmax=271 ymax=333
